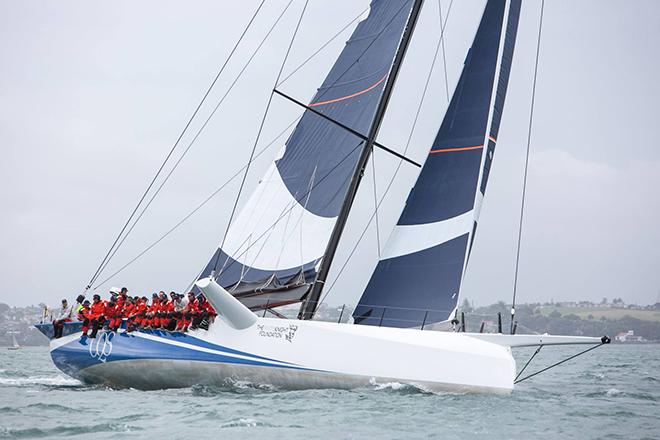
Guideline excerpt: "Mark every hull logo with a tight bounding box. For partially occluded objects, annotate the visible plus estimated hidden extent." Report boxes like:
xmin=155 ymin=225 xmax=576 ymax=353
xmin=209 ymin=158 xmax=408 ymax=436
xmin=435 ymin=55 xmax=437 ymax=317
xmin=256 ymin=323 xmax=298 ymax=342
xmin=89 ymin=331 xmax=114 ymax=363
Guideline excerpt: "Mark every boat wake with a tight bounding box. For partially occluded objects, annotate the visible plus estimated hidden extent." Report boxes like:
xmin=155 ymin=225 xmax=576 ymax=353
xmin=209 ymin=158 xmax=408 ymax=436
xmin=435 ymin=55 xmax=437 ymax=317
xmin=0 ymin=422 xmax=143 ymax=438
xmin=219 ymin=418 xmax=279 ymax=429
xmin=191 ymin=379 xmax=280 ymax=396
xmin=366 ymin=379 xmax=435 ymax=395
xmin=0 ymin=375 xmax=82 ymax=388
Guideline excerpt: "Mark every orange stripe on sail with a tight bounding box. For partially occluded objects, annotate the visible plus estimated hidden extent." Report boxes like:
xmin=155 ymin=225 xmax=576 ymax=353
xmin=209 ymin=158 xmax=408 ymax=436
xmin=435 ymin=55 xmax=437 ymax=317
xmin=488 ymin=135 xmax=497 ymax=143
xmin=429 ymin=145 xmax=484 ymax=154
xmin=309 ymin=74 xmax=388 ymax=107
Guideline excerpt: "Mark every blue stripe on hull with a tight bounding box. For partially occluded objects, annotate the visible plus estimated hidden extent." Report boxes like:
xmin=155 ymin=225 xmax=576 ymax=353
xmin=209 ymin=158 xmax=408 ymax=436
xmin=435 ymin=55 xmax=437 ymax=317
xmin=51 ymin=331 xmax=310 ymax=380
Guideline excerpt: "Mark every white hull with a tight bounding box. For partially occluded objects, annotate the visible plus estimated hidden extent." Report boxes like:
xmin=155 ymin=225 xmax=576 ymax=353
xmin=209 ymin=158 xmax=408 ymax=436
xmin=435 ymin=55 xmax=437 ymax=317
xmin=50 ymin=317 xmax=516 ymax=394
xmin=47 ymin=278 xmax=606 ymax=394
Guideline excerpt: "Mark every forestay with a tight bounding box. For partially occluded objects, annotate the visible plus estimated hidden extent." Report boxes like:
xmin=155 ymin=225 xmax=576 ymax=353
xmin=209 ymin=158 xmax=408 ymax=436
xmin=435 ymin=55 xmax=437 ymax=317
xmin=354 ymin=0 xmax=522 ymax=328
xmin=197 ymin=0 xmax=416 ymax=310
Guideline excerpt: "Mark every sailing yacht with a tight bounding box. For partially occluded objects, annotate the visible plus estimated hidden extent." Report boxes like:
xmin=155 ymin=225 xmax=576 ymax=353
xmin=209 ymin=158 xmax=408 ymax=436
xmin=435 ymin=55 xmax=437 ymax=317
xmin=36 ymin=0 xmax=607 ymax=393
xmin=7 ymin=332 xmax=21 ymax=350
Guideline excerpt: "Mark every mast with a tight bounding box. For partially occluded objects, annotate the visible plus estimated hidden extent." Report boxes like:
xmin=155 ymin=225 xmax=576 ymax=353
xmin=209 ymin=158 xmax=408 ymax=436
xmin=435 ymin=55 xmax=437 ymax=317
xmin=299 ymin=0 xmax=426 ymax=320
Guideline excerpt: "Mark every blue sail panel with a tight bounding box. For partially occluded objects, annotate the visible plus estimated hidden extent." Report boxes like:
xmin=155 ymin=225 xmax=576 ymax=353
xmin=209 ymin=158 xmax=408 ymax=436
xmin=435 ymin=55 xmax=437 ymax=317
xmin=277 ymin=0 xmax=414 ymax=218
xmin=195 ymin=0 xmax=415 ymax=310
xmin=399 ymin=0 xmax=506 ymax=226
xmin=354 ymin=234 xmax=469 ymax=328
xmin=354 ymin=0 xmax=522 ymax=327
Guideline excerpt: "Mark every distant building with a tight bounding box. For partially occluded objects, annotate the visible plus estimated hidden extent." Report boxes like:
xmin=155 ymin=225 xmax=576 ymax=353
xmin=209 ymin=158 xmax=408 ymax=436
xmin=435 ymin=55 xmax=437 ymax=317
xmin=614 ymin=330 xmax=645 ymax=343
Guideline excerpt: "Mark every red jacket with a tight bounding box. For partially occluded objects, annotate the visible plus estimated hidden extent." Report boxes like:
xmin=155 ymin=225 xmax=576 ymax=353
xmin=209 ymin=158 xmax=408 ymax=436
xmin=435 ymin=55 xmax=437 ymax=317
xmin=90 ymin=301 xmax=106 ymax=319
xmin=104 ymin=303 xmax=118 ymax=319
xmin=148 ymin=300 xmax=160 ymax=315
xmin=122 ymin=302 xmax=135 ymax=318
xmin=186 ymin=299 xmax=199 ymax=314
xmin=200 ymin=301 xmax=216 ymax=316
xmin=79 ymin=306 xmax=91 ymax=320
xmin=161 ymin=301 xmax=174 ymax=313
xmin=134 ymin=301 xmax=148 ymax=316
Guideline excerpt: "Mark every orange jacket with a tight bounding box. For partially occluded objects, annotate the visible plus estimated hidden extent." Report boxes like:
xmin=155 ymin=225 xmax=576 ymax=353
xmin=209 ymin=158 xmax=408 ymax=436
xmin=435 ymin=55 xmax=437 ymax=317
xmin=104 ymin=303 xmax=117 ymax=319
xmin=148 ymin=300 xmax=160 ymax=314
xmin=122 ymin=302 xmax=134 ymax=317
xmin=187 ymin=299 xmax=199 ymax=314
xmin=79 ymin=306 xmax=91 ymax=320
xmin=200 ymin=301 xmax=216 ymax=316
xmin=90 ymin=301 xmax=106 ymax=319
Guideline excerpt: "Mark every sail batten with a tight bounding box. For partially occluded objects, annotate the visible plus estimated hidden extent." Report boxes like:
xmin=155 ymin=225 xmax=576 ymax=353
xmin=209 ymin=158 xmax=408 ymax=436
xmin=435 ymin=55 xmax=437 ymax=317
xmin=354 ymin=0 xmax=522 ymax=328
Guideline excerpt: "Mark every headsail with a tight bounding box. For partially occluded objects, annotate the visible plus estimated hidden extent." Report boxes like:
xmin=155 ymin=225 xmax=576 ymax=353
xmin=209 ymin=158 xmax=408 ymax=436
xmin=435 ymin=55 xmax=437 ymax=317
xmin=354 ymin=0 xmax=522 ymax=328
xmin=196 ymin=0 xmax=416 ymax=310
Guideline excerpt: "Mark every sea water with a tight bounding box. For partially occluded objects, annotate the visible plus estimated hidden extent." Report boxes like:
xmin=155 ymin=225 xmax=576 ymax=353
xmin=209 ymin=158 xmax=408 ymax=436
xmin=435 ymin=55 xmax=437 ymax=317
xmin=0 ymin=344 xmax=658 ymax=439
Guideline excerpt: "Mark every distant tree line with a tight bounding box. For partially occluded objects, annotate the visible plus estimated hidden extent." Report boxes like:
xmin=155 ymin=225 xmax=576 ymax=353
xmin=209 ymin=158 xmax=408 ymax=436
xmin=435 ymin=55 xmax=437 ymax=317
xmin=461 ymin=300 xmax=660 ymax=341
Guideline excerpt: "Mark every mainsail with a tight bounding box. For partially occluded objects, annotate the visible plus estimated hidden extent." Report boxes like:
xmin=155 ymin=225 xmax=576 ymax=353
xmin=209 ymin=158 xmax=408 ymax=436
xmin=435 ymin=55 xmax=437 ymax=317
xmin=197 ymin=0 xmax=416 ymax=310
xmin=354 ymin=0 xmax=522 ymax=328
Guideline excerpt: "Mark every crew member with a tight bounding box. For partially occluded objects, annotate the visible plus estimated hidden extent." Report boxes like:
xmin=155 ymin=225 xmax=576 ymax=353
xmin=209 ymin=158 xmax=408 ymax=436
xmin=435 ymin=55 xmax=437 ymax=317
xmin=89 ymin=294 xmax=106 ymax=338
xmin=183 ymin=292 xmax=198 ymax=332
xmin=79 ymin=300 xmax=91 ymax=336
xmin=147 ymin=293 xmax=160 ymax=329
xmin=53 ymin=298 xmax=74 ymax=338
xmin=105 ymin=297 xmax=120 ymax=332
xmin=173 ymin=293 xmax=188 ymax=331
xmin=160 ymin=292 xmax=175 ymax=330
xmin=193 ymin=295 xmax=217 ymax=330
xmin=74 ymin=295 xmax=85 ymax=319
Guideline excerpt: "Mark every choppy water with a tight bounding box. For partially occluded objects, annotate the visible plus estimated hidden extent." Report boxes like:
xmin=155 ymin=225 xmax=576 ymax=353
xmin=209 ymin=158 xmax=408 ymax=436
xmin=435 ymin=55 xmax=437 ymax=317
xmin=0 ymin=344 xmax=658 ymax=439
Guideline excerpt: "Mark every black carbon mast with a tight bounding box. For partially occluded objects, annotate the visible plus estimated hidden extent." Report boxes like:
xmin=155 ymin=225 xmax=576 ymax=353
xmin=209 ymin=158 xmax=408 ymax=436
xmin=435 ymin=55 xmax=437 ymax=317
xmin=299 ymin=0 xmax=426 ymax=320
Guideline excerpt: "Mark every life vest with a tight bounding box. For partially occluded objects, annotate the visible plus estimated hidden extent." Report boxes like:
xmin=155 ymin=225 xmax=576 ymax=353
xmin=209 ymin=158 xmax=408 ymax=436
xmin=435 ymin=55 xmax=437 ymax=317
xmin=201 ymin=302 xmax=217 ymax=316
xmin=79 ymin=306 xmax=91 ymax=320
xmin=122 ymin=302 xmax=134 ymax=318
xmin=187 ymin=299 xmax=199 ymax=314
xmin=90 ymin=301 xmax=105 ymax=318
xmin=149 ymin=299 xmax=160 ymax=314
xmin=104 ymin=303 xmax=117 ymax=319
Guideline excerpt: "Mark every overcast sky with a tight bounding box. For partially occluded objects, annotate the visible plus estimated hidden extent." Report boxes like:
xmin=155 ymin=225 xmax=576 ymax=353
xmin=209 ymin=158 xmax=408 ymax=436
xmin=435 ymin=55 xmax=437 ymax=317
xmin=1 ymin=0 xmax=659 ymax=309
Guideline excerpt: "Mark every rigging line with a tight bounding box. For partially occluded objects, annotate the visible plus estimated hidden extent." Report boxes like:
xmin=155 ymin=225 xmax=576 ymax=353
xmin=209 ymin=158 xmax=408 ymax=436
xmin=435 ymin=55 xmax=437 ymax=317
xmin=317 ymin=0 xmax=452 ymax=309
xmin=95 ymin=0 xmax=296 ymax=280
xmin=514 ymin=340 xmax=608 ymax=384
xmin=212 ymin=0 xmax=310 ymax=275
xmin=370 ymin=148 xmax=381 ymax=258
xmin=277 ymin=5 xmax=370 ymax=87
xmin=511 ymin=0 xmax=544 ymax=333
xmin=85 ymin=0 xmax=267 ymax=289
xmin=438 ymin=0 xmax=452 ymax=102
xmin=514 ymin=345 xmax=542 ymax=381
xmin=92 ymin=115 xmax=301 ymax=290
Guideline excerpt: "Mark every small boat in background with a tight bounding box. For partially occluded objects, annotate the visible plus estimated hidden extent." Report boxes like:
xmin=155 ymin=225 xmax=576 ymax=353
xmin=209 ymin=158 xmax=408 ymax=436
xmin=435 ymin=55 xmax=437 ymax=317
xmin=7 ymin=332 xmax=21 ymax=350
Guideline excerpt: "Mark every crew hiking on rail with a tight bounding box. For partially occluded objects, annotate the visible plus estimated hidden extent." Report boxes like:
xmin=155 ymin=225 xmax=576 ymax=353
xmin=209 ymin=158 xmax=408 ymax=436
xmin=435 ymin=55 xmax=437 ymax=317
xmin=53 ymin=287 xmax=217 ymax=338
